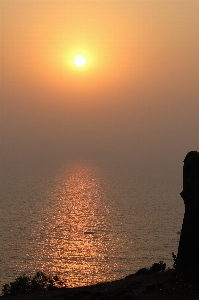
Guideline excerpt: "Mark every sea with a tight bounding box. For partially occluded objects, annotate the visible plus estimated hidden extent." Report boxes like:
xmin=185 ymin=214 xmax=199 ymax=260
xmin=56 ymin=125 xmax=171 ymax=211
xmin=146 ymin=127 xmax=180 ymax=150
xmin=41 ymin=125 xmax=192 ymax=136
xmin=0 ymin=161 xmax=184 ymax=291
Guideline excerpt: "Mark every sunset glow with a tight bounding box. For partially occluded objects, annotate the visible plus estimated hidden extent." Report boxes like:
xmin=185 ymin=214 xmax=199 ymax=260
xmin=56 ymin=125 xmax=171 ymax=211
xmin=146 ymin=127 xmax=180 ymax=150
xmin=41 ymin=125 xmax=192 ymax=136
xmin=74 ymin=55 xmax=86 ymax=67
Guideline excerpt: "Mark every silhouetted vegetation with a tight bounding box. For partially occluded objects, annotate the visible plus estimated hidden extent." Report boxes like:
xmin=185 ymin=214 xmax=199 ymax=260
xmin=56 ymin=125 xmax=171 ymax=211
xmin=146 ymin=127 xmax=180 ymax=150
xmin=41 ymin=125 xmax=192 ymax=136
xmin=172 ymin=252 xmax=177 ymax=269
xmin=126 ymin=261 xmax=166 ymax=278
xmin=2 ymin=272 xmax=64 ymax=296
xmin=149 ymin=261 xmax=166 ymax=273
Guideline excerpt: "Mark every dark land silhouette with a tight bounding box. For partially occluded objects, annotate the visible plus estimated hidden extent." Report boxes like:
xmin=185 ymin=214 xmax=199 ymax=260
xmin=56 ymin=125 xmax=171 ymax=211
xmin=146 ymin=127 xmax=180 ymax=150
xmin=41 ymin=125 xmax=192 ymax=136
xmin=176 ymin=151 xmax=199 ymax=282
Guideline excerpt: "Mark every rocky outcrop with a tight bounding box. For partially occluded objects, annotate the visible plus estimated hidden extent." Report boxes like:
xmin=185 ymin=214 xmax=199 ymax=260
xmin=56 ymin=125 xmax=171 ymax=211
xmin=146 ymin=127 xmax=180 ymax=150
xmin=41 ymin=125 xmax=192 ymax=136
xmin=176 ymin=151 xmax=199 ymax=281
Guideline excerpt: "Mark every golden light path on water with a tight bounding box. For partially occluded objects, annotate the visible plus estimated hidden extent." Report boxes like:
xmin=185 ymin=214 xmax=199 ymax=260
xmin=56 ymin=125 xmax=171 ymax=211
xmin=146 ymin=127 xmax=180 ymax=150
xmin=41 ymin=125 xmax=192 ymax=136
xmin=0 ymin=163 xmax=183 ymax=289
xmin=36 ymin=163 xmax=119 ymax=287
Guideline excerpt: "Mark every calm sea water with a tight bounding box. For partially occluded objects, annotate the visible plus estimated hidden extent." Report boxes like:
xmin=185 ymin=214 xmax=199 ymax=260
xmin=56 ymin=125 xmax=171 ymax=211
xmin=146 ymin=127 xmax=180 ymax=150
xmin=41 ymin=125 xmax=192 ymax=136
xmin=0 ymin=162 xmax=184 ymax=290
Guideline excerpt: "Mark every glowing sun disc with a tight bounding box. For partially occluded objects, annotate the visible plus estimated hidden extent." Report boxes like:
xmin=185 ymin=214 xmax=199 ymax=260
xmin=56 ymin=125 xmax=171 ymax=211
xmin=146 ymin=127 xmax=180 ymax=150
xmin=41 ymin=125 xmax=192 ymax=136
xmin=74 ymin=55 xmax=86 ymax=67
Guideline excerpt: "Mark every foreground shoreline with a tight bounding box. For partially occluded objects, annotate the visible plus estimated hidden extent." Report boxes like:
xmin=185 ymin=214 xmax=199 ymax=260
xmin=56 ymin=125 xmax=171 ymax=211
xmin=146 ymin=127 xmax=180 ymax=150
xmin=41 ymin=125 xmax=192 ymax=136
xmin=2 ymin=269 xmax=199 ymax=300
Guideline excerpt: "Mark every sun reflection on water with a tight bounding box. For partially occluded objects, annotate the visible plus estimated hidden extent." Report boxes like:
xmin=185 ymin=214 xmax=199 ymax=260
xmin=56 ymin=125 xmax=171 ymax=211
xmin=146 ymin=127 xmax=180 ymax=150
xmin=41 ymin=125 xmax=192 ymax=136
xmin=37 ymin=163 xmax=117 ymax=287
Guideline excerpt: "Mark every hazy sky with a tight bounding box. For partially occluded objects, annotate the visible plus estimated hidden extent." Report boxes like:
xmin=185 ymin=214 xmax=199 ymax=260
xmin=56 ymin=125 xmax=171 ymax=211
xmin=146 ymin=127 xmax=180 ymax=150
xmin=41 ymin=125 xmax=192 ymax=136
xmin=1 ymin=0 xmax=199 ymax=179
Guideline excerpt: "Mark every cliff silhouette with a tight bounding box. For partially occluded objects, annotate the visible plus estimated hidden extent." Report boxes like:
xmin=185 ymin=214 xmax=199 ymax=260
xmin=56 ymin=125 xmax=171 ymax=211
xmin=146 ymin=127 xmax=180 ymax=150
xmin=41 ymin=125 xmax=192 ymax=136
xmin=176 ymin=151 xmax=199 ymax=282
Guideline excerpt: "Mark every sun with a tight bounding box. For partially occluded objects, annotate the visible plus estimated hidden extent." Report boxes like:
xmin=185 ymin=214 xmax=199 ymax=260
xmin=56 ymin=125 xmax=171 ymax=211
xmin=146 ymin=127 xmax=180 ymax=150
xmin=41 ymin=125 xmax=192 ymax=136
xmin=74 ymin=55 xmax=86 ymax=67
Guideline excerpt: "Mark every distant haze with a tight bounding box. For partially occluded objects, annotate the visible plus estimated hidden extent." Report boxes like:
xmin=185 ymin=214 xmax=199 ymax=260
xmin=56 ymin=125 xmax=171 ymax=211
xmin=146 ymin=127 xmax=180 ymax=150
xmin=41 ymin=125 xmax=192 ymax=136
xmin=1 ymin=0 xmax=199 ymax=179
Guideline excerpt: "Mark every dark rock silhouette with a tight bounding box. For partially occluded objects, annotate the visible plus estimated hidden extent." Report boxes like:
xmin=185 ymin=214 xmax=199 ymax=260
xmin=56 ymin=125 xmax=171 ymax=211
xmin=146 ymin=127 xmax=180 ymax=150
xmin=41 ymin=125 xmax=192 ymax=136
xmin=176 ymin=151 xmax=199 ymax=281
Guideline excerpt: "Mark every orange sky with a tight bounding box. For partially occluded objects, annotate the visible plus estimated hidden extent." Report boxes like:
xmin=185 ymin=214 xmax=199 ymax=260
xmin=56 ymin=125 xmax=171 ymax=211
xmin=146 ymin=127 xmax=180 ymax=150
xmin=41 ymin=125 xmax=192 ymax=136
xmin=1 ymin=0 xmax=199 ymax=178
